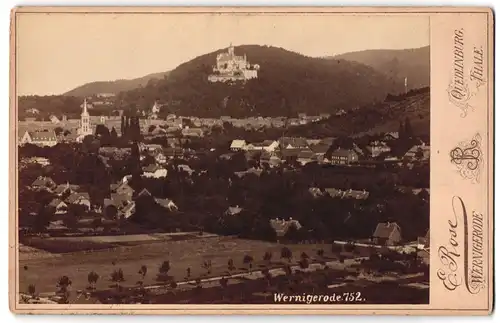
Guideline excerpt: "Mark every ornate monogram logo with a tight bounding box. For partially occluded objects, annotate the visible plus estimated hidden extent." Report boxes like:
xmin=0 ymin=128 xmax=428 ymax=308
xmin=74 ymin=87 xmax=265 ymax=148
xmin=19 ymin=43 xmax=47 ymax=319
xmin=450 ymin=133 xmax=483 ymax=183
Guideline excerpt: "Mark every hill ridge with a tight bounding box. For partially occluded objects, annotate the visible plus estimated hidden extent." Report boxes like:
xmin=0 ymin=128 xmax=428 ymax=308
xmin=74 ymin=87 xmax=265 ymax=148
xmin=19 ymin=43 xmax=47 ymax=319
xmin=328 ymin=46 xmax=430 ymax=90
xmin=23 ymin=45 xmax=430 ymax=121
xmin=114 ymin=44 xmax=413 ymax=117
xmin=63 ymin=71 xmax=170 ymax=97
xmin=324 ymin=45 xmax=430 ymax=59
xmin=287 ymin=87 xmax=430 ymax=138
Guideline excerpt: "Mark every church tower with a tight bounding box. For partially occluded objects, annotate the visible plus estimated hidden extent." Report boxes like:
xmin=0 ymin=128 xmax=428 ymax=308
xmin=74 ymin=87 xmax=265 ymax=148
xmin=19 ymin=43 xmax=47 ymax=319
xmin=80 ymin=99 xmax=92 ymax=136
xmin=228 ymin=42 xmax=234 ymax=57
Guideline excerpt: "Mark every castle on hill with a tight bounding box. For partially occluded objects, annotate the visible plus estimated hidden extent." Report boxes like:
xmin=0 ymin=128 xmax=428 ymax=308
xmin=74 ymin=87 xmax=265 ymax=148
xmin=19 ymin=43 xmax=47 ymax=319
xmin=208 ymin=43 xmax=260 ymax=83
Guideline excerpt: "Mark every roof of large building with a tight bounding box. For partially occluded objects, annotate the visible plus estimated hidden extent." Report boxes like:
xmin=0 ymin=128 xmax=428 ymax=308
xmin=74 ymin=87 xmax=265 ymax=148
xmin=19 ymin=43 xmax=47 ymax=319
xmin=230 ymin=139 xmax=247 ymax=149
xmin=53 ymin=183 xmax=80 ymax=195
xmin=31 ymin=176 xmax=56 ymax=187
xmin=25 ymin=130 xmax=58 ymax=142
xmin=48 ymin=198 xmax=66 ymax=208
xmin=143 ymin=164 xmax=162 ymax=173
xmin=279 ymin=137 xmax=309 ymax=148
xmin=65 ymin=192 xmax=90 ymax=204
xmin=373 ymin=222 xmax=401 ymax=239
xmin=331 ymin=149 xmax=357 ymax=158
xmin=297 ymin=150 xmax=315 ymax=160
xmin=154 ymin=198 xmax=177 ymax=210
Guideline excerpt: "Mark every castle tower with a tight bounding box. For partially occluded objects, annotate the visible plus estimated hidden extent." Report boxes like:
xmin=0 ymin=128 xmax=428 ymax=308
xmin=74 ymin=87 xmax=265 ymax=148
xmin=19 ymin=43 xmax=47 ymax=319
xmin=208 ymin=42 xmax=259 ymax=83
xmin=80 ymin=99 xmax=92 ymax=136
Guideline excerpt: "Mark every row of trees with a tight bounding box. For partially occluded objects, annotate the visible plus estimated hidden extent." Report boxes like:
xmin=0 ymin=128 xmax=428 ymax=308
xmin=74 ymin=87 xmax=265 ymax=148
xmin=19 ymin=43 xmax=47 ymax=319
xmin=120 ymin=115 xmax=142 ymax=142
xmin=23 ymin=242 xmax=428 ymax=304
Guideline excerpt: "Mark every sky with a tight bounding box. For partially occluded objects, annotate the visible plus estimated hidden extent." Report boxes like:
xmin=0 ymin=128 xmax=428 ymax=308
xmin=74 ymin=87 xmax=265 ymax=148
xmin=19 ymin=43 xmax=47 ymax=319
xmin=16 ymin=13 xmax=429 ymax=95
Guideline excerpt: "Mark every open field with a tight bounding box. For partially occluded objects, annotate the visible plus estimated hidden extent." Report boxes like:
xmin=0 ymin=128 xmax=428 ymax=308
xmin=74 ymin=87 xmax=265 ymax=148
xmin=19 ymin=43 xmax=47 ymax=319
xmin=20 ymin=232 xmax=218 ymax=254
xmin=18 ymin=244 xmax=62 ymax=261
xmin=19 ymin=236 xmax=347 ymax=298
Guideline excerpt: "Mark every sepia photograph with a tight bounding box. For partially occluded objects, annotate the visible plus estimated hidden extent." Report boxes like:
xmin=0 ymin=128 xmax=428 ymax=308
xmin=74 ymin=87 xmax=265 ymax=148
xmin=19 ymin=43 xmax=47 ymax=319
xmin=9 ymin=7 xmax=492 ymax=315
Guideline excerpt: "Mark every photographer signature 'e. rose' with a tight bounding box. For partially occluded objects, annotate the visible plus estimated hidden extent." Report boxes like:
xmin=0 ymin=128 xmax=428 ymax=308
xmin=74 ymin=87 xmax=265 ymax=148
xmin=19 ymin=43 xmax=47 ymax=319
xmin=437 ymin=196 xmax=486 ymax=294
xmin=436 ymin=197 xmax=463 ymax=291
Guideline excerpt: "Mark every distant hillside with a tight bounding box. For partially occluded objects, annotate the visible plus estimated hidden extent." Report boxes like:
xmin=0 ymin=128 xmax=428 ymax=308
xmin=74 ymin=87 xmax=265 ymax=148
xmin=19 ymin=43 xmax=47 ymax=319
xmin=328 ymin=46 xmax=430 ymax=91
xmin=287 ymin=87 xmax=430 ymax=138
xmin=116 ymin=45 xmax=408 ymax=118
xmin=63 ymin=71 xmax=170 ymax=97
xmin=18 ymin=95 xmax=83 ymax=121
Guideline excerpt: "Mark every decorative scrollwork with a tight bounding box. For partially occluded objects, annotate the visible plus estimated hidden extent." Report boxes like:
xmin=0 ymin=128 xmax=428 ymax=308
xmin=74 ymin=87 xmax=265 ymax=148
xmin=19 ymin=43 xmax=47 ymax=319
xmin=450 ymin=133 xmax=483 ymax=183
xmin=447 ymin=82 xmax=474 ymax=118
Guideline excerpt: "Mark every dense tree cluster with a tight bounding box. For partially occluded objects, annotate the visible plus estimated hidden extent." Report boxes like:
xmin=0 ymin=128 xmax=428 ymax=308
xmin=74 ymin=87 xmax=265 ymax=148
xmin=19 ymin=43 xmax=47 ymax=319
xmin=120 ymin=115 xmax=142 ymax=143
xmin=18 ymin=95 xmax=83 ymax=120
xmin=18 ymin=113 xmax=429 ymax=242
xmin=385 ymin=86 xmax=430 ymax=102
xmin=287 ymin=88 xmax=429 ymax=138
xmin=18 ymin=87 xmax=429 ymax=241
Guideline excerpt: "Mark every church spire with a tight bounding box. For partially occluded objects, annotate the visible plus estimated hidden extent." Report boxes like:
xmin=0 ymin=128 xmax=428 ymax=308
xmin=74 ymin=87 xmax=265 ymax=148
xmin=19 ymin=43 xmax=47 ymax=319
xmin=79 ymin=98 xmax=92 ymax=137
xmin=81 ymin=98 xmax=89 ymax=117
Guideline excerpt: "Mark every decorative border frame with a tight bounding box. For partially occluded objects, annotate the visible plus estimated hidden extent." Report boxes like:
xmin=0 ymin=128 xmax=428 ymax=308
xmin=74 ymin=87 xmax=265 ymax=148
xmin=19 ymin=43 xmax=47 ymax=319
xmin=9 ymin=6 xmax=494 ymax=315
